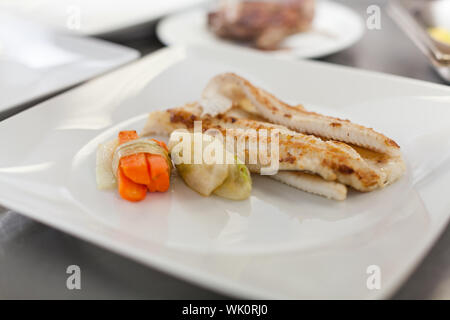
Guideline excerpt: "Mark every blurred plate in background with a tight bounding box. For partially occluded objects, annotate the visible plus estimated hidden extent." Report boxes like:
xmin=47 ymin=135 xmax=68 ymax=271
xmin=157 ymin=0 xmax=364 ymax=59
xmin=0 ymin=0 xmax=209 ymax=36
xmin=0 ymin=13 xmax=139 ymax=113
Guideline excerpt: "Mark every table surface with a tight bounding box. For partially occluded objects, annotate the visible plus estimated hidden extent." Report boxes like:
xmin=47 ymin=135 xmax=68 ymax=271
xmin=1 ymin=0 xmax=449 ymax=299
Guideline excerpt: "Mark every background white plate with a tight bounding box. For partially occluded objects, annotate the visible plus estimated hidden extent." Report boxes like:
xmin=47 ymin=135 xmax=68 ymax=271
xmin=0 ymin=0 xmax=209 ymax=36
xmin=157 ymin=0 xmax=365 ymax=59
xmin=0 ymin=13 xmax=139 ymax=113
xmin=0 ymin=46 xmax=450 ymax=299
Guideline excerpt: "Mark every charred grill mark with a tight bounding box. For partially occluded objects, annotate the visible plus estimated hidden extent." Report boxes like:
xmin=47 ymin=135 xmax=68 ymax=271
xmin=354 ymin=171 xmax=380 ymax=188
xmin=330 ymin=122 xmax=341 ymax=127
xmin=338 ymin=165 xmax=354 ymax=174
xmin=281 ymin=155 xmax=296 ymax=163
xmin=319 ymin=157 xmax=380 ymax=188
xmin=169 ymin=109 xmax=197 ymax=129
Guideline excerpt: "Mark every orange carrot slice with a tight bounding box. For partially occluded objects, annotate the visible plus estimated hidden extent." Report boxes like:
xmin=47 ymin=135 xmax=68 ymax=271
xmin=116 ymin=131 xmax=170 ymax=199
xmin=118 ymin=130 xmax=139 ymax=144
xmin=120 ymin=154 xmax=151 ymax=185
xmin=117 ymin=167 xmax=147 ymax=202
xmin=147 ymin=154 xmax=170 ymax=192
xmin=118 ymin=131 xmax=151 ymax=185
xmin=117 ymin=130 xmax=148 ymax=201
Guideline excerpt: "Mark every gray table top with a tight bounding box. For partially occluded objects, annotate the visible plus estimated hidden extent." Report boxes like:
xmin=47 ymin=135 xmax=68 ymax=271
xmin=1 ymin=0 xmax=449 ymax=299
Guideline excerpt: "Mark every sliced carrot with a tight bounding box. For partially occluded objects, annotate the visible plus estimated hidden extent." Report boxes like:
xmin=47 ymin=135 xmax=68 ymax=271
xmin=120 ymin=154 xmax=151 ymax=185
xmin=118 ymin=130 xmax=151 ymax=185
xmin=117 ymin=130 xmax=148 ymax=201
xmin=117 ymin=167 xmax=147 ymax=202
xmin=116 ymin=131 xmax=170 ymax=199
xmin=147 ymin=154 xmax=170 ymax=192
xmin=119 ymin=130 xmax=139 ymax=144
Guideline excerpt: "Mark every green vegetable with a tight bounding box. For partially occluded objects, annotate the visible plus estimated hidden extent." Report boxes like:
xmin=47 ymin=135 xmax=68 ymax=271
xmin=213 ymin=161 xmax=251 ymax=200
xmin=176 ymin=163 xmax=228 ymax=197
xmin=169 ymin=131 xmax=252 ymax=200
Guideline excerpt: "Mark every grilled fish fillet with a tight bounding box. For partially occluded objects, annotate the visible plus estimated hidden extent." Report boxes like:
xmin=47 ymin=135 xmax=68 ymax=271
xmin=201 ymin=73 xmax=402 ymax=157
xmin=272 ymin=172 xmax=347 ymax=201
xmin=141 ymin=104 xmax=394 ymax=192
xmin=200 ymin=73 xmax=406 ymax=187
xmin=141 ymin=104 xmax=349 ymax=200
xmin=222 ymin=106 xmax=347 ymax=200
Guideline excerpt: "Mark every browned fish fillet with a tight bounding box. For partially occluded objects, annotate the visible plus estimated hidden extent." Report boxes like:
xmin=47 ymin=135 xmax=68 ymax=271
xmin=200 ymin=73 xmax=406 ymax=187
xmin=272 ymin=171 xmax=347 ymax=201
xmin=141 ymin=104 xmax=394 ymax=192
xmin=201 ymin=73 xmax=402 ymax=156
xmin=141 ymin=105 xmax=349 ymax=200
xmin=222 ymin=106 xmax=347 ymax=199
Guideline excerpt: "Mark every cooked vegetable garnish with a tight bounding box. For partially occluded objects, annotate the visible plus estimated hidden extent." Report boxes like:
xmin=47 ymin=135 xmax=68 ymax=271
xmin=118 ymin=131 xmax=151 ymax=186
xmin=116 ymin=131 xmax=148 ymax=201
xmin=118 ymin=166 xmax=148 ymax=202
xmin=118 ymin=130 xmax=139 ymax=144
xmin=112 ymin=139 xmax=171 ymax=176
xmin=213 ymin=161 xmax=252 ymax=200
xmin=147 ymin=154 xmax=170 ymax=192
xmin=151 ymin=139 xmax=169 ymax=152
xmin=96 ymin=130 xmax=172 ymax=202
xmin=96 ymin=138 xmax=119 ymax=190
xmin=174 ymin=163 xmax=229 ymax=196
xmin=168 ymin=131 xmax=252 ymax=200
xmin=120 ymin=153 xmax=151 ymax=185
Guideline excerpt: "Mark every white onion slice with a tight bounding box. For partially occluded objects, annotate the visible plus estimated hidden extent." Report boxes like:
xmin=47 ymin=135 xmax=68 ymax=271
xmin=96 ymin=138 xmax=119 ymax=190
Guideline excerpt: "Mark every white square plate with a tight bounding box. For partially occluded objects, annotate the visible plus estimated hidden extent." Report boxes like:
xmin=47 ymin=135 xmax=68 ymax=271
xmin=0 ymin=46 xmax=450 ymax=299
xmin=0 ymin=13 xmax=139 ymax=113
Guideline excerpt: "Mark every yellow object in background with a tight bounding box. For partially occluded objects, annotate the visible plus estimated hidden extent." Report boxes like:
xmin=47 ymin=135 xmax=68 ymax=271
xmin=428 ymin=27 xmax=450 ymax=45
